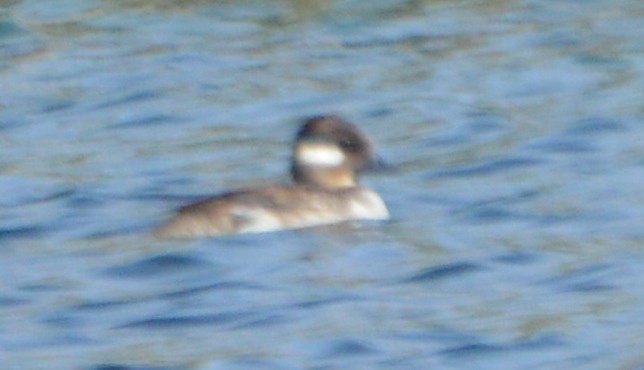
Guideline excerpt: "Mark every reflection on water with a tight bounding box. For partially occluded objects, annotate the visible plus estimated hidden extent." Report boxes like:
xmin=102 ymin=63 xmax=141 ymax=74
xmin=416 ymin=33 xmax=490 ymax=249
xmin=1 ymin=0 xmax=643 ymax=369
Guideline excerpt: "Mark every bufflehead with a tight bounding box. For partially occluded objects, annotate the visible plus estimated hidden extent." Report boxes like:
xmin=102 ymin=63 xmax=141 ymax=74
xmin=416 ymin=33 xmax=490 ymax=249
xmin=154 ymin=115 xmax=389 ymax=238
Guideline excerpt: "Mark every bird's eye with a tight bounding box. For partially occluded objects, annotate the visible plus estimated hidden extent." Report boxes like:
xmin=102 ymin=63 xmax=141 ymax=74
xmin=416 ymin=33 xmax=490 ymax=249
xmin=340 ymin=139 xmax=359 ymax=150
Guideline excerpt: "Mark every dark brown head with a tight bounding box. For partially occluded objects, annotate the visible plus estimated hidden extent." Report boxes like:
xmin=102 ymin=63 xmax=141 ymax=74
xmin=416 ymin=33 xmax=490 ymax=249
xmin=290 ymin=115 xmax=385 ymax=188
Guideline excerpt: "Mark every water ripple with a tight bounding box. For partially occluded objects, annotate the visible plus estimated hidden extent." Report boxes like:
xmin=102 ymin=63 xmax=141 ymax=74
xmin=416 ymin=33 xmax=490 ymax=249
xmin=428 ymin=157 xmax=543 ymax=179
xmin=440 ymin=333 xmax=564 ymax=357
xmin=540 ymin=263 xmax=616 ymax=293
xmin=566 ymin=117 xmax=626 ymax=135
xmin=91 ymin=364 xmax=176 ymax=370
xmin=92 ymin=90 xmax=161 ymax=110
xmin=324 ymin=338 xmax=375 ymax=356
xmin=0 ymin=295 xmax=30 ymax=307
xmin=402 ymin=262 xmax=484 ymax=284
xmin=108 ymin=113 xmax=184 ymax=129
xmin=102 ymin=253 xmax=212 ymax=279
xmin=117 ymin=311 xmax=255 ymax=329
xmin=0 ymin=225 xmax=46 ymax=241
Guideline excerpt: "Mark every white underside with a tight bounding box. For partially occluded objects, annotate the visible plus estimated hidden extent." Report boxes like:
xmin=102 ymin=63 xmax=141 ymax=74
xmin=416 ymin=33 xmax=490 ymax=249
xmin=232 ymin=189 xmax=389 ymax=234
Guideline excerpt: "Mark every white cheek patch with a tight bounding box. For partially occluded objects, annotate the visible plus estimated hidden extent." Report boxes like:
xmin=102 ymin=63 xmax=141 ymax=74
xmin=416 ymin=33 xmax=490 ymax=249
xmin=296 ymin=143 xmax=345 ymax=167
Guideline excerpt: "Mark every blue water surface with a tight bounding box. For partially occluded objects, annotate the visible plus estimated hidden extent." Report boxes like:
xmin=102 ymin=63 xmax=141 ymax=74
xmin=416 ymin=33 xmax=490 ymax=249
xmin=1 ymin=0 xmax=643 ymax=369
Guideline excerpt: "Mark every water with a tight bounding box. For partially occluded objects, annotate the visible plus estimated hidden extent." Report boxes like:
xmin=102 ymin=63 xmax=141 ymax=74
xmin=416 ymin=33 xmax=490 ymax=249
xmin=1 ymin=0 xmax=643 ymax=369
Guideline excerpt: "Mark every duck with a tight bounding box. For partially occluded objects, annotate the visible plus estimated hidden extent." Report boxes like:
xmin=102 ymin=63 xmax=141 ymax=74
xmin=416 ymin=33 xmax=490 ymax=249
xmin=154 ymin=115 xmax=389 ymax=238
